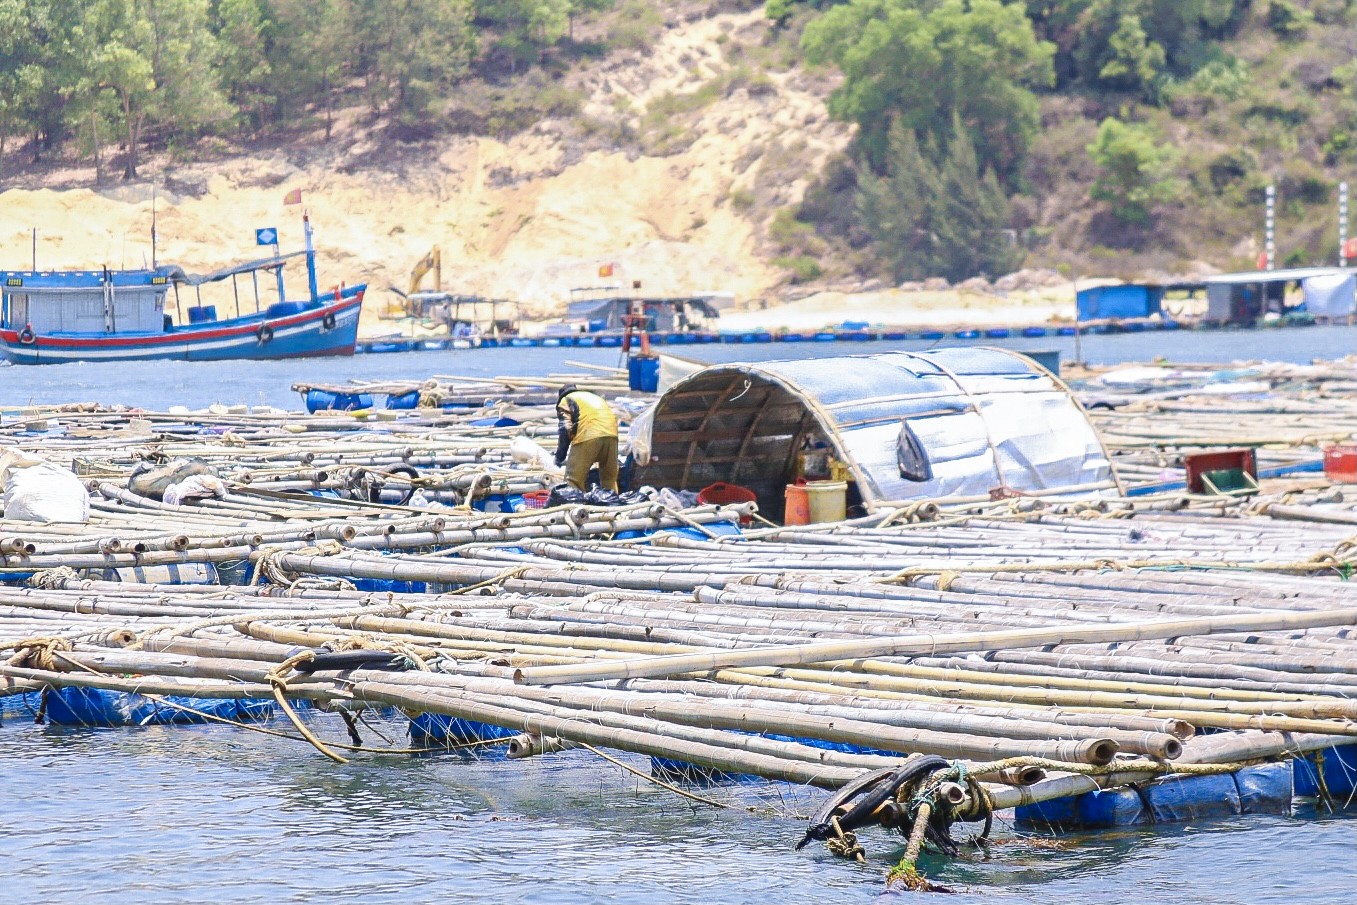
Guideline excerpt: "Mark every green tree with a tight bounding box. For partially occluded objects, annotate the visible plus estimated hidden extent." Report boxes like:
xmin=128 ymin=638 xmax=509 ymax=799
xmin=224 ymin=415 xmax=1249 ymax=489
xmin=856 ymin=122 xmax=940 ymax=280
xmin=1097 ymin=12 xmax=1164 ymax=97
xmin=1 ymin=0 xmax=89 ymax=162
xmin=802 ymin=0 xmax=1054 ymax=182
xmin=350 ymin=0 xmax=476 ymax=120
xmin=931 ymin=116 xmax=1018 ymax=280
xmin=259 ymin=0 xmax=354 ymax=136
xmin=212 ymin=0 xmax=273 ymax=130
xmin=856 ymin=117 xmax=1016 ymax=282
xmin=1086 ymin=116 xmax=1178 ymax=224
xmin=81 ymin=0 xmax=228 ymax=179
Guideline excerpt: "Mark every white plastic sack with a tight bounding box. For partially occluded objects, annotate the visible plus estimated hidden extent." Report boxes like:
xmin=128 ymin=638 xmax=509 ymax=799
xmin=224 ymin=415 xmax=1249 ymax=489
xmin=3 ymin=461 xmax=90 ymax=523
xmin=163 ymin=474 xmax=227 ymax=506
xmin=0 ymin=449 xmax=45 ymax=493
xmin=510 ymin=435 xmax=562 ymax=474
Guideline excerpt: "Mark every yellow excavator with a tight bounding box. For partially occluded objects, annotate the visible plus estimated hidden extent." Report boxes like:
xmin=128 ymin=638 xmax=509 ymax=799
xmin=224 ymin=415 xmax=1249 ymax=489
xmin=385 ymin=246 xmax=441 ymax=318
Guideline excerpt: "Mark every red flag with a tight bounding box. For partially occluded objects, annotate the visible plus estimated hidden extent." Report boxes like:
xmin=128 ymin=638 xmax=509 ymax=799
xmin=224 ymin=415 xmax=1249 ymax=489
xmin=1256 ymin=251 xmax=1268 ymax=270
xmin=1344 ymin=238 xmax=1357 ymax=260
xmin=598 ymin=262 xmax=614 ymax=278
xmin=283 ymin=188 xmax=303 ymax=205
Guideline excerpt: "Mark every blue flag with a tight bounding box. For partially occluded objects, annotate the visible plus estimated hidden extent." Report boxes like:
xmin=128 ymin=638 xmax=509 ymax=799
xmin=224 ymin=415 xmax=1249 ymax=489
xmin=255 ymin=227 xmax=279 ymax=246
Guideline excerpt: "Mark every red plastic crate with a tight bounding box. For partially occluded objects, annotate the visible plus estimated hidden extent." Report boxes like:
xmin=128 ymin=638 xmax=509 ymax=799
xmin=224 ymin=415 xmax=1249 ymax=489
xmin=523 ymin=489 xmax=552 ymax=509
xmin=1325 ymin=445 xmax=1357 ymax=483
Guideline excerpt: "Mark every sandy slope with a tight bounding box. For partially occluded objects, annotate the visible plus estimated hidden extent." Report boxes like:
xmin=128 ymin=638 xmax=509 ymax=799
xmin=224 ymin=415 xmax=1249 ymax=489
xmin=0 ymin=10 xmax=1068 ymax=338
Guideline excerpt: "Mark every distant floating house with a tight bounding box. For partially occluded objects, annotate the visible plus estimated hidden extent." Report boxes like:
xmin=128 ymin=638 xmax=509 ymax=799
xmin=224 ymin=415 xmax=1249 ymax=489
xmin=631 ymin=348 xmax=1119 ymax=520
xmin=1076 ymin=283 xmax=1168 ymax=321
xmin=559 ymin=291 xmax=721 ymax=334
xmin=1197 ymin=266 xmax=1357 ymax=323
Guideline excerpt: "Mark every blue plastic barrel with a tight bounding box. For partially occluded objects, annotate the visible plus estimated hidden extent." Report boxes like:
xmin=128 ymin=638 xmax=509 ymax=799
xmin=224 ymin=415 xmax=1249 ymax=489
xmin=628 ymin=355 xmax=660 ymax=392
xmin=305 ymin=389 xmax=374 ymax=413
xmin=187 ymin=305 xmax=217 ymax=324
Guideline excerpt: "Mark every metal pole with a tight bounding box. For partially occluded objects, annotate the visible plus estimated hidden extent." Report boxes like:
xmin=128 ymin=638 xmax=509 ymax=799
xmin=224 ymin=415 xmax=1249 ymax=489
xmin=1340 ymin=182 xmax=1349 ymax=267
xmin=1265 ymin=184 xmax=1276 ymax=271
xmin=1071 ymin=272 xmax=1083 ymax=365
xmin=31 ymin=228 xmax=36 ymax=270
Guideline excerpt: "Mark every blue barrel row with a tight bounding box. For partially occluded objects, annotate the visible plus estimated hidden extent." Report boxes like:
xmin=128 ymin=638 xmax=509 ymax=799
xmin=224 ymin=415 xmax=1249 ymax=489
xmin=354 ymin=320 xmax=1189 ymax=354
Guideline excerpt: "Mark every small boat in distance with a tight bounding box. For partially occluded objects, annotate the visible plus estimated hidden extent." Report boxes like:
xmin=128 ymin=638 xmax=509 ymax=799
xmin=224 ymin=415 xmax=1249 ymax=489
xmin=0 ymin=214 xmax=364 ymax=364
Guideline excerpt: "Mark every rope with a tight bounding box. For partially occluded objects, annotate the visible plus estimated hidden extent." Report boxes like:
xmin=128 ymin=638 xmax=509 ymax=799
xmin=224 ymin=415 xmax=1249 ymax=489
xmin=578 ymin=742 xmax=764 ymax=813
xmin=825 ymin=816 xmax=866 ymax=863
xmin=26 ymin=567 xmax=81 ymax=590
xmin=7 ymin=637 xmax=74 ymax=671
xmin=443 ymin=564 xmax=534 ymax=597
xmin=253 ymin=540 xmax=347 ymax=588
xmin=417 ymin=379 xmax=447 ymax=408
xmin=265 ymin=651 xmax=348 ymax=764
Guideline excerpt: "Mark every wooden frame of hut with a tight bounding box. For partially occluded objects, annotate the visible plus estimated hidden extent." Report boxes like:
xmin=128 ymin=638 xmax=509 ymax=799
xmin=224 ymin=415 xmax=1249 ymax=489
xmin=631 ymin=348 xmax=1120 ymax=519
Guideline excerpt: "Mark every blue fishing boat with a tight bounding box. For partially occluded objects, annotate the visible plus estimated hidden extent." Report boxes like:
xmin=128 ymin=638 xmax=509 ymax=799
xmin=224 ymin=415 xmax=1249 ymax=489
xmin=0 ymin=215 xmax=364 ymax=365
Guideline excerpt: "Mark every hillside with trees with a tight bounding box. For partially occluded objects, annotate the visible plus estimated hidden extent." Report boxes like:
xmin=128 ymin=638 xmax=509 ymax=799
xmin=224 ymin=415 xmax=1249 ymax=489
xmin=1 ymin=0 xmax=1353 ymax=299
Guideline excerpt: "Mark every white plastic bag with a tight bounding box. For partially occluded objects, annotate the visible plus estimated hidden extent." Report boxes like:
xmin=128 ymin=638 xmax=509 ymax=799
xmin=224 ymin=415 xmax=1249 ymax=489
xmin=510 ymin=435 xmax=562 ymax=474
xmin=163 ymin=474 xmax=227 ymax=506
xmin=3 ymin=461 xmax=90 ymax=523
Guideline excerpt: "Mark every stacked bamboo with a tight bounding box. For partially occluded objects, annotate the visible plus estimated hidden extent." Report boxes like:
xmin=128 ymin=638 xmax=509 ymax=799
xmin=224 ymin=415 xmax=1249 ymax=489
xmin=3 ymin=362 xmax=1357 ymax=886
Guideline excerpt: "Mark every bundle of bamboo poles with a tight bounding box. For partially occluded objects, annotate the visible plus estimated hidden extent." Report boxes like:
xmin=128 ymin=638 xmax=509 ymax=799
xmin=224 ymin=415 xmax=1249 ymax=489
xmin=4 ymin=363 xmax=1357 ymax=888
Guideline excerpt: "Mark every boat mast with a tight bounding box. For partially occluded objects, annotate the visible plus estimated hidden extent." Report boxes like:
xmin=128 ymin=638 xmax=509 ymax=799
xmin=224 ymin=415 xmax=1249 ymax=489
xmin=303 ymin=212 xmax=319 ymax=302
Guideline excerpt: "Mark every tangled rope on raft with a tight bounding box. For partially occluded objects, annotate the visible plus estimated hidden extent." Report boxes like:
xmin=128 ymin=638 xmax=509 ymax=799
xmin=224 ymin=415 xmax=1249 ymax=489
xmin=7 ymin=636 xmax=74 ymax=671
xmin=417 ymin=379 xmax=446 ymax=408
xmin=252 ymin=541 xmax=351 ymax=591
xmin=26 ymin=566 xmax=82 ymax=590
xmin=799 ymin=756 xmax=993 ymax=893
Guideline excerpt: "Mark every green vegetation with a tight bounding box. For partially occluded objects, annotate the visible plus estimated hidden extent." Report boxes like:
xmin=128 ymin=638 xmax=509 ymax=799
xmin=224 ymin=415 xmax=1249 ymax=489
xmin=1086 ymin=117 xmax=1179 ymax=225
xmin=778 ymin=0 xmax=1357 ymax=279
xmin=2 ymin=0 xmax=1355 ymax=281
xmin=0 ymin=0 xmax=615 ymax=175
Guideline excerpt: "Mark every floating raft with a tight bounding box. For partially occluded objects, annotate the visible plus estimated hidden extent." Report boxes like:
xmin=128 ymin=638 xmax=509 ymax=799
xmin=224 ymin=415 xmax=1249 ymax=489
xmin=2 ymin=365 xmax=1356 ymax=891
xmin=350 ymin=313 xmax=1326 ymax=355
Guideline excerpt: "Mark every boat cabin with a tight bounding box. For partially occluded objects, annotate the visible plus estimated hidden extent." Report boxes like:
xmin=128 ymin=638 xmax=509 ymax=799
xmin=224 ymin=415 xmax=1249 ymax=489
xmin=2 ymin=269 xmax=171 ymax=335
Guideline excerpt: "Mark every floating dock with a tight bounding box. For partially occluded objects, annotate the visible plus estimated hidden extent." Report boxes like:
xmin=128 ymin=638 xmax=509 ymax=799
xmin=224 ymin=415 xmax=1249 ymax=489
xmin=1 ymin=359 xmax=1355 ymax=891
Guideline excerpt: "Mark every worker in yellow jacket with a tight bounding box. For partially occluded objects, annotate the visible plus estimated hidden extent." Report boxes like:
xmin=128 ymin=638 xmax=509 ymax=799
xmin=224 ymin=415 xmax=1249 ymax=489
xmin=554 ymin=384 xmax=620 ymax=491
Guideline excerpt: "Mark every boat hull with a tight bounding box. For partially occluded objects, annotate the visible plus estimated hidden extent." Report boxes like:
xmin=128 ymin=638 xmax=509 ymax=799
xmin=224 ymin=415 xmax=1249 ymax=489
xmin=0 ymin=290 xmax=364 ymax=365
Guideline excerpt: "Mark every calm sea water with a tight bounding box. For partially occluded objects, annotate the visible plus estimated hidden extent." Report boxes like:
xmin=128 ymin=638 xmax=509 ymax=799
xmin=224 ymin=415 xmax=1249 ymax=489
xmin=2 ymin=326 xmax=1355 ymax=903
xmin=2 ymin=323 xmax=1354 ymax=411
xmin=2 ymin=714 xmax=1353 ymax=905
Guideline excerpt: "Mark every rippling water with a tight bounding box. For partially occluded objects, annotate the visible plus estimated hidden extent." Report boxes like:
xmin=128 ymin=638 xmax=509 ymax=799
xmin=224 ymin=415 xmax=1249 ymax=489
xmin=3 ymin=327 xmax=1356 ymax=901
xmin=2 ymin=716 xmax=1354 ymax=904
xmin=2 ymin=323 xmax=1354 ymax=411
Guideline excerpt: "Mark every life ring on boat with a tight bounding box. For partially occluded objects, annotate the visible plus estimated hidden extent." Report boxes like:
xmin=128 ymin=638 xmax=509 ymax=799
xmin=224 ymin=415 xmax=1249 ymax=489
xmin=17 ymin=324 xmax=35 ymax=344
xmin=256 ymin=324 xmax=275 ymax=344
xmin=322 ymin=311 xmax=336 ymax=331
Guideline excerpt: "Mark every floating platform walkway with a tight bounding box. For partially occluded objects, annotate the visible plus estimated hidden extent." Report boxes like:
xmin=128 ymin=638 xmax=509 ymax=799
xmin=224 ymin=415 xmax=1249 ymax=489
xmin=350 ymin=311 xmax=1336 ymax=355
xmin=2 ymin=363 xmax=1356 ymax=891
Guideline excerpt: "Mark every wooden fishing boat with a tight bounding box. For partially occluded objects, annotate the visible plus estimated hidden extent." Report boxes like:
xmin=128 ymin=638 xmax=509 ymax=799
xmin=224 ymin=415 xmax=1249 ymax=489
xmin=0 ymin=215 xmax=364 ymax=364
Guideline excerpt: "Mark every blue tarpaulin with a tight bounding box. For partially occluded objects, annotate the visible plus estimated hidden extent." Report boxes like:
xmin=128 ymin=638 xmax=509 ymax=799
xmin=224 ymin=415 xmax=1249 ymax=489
xmin=1076 ymin=284 xmax=1164 ymax=321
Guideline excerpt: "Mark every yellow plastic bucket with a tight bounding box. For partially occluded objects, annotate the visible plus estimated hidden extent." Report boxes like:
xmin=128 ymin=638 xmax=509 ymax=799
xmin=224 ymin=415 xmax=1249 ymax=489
xmin=802 ymin=480 xmax=847 ymax=523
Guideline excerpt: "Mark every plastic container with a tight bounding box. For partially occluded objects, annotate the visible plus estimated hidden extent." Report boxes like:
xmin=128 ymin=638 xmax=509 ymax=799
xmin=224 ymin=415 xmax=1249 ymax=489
xmin=628 ymin=355 xmax=661 ymax=392
xmin=697 ymin=482 xmax=756 ymax=506
xmin=697 ymin=482 xmax=757 ymax=526
xmin=785 ymin=484 xmax=810 ymax=526
xmin=1324 ymin=444 xmax=1357 ymax=483
xmin=803 ymin=480 xmax=847 ymax=522
xmin=304 ymin=389 xmax=373 ymax=413
xmin=523 ymin=489 xmax=551 ymax=509
xmin=186 ymin=305 xmax=217 ymax=323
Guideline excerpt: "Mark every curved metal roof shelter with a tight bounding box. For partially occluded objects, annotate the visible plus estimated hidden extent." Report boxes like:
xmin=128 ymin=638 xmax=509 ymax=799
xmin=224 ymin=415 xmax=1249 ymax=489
xmin=632 ymin=348 xmax=1118 ymax=519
